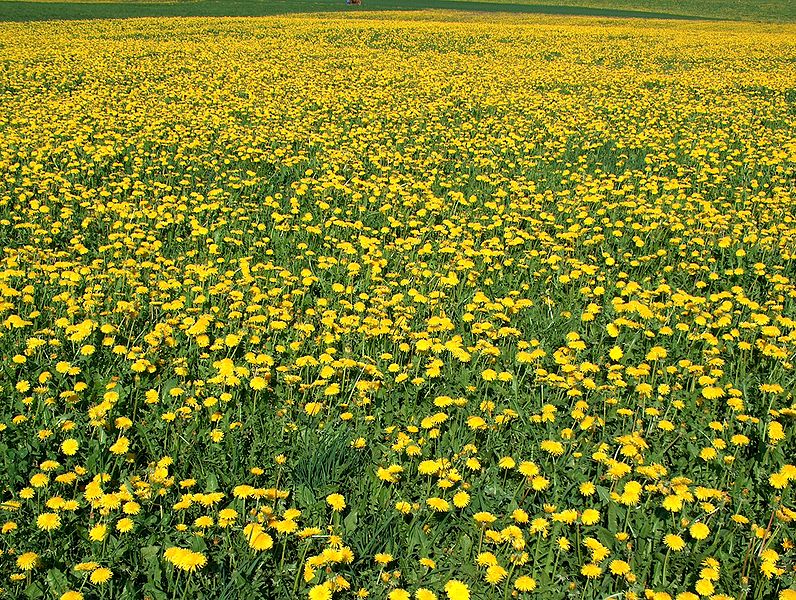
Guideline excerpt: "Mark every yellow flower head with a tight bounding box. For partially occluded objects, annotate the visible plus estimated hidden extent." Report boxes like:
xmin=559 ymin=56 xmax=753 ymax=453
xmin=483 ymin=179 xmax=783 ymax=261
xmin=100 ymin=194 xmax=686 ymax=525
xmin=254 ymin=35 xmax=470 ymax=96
xmin=326 ymin=493 xmax=346 ymax=511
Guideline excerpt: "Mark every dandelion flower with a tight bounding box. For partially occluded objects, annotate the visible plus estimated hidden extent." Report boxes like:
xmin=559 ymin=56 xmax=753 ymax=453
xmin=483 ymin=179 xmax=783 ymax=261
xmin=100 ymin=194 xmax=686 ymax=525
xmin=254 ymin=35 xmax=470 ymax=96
xmin=473 ymin=512 xmax=497 ymax=525
xmin=305 ymin=402 xmax=323 ymax=416
xmin=664 ymin=534 xmax=686 ymax=551
xmin=61 ymin=438 xmax=79 ymax=456
xmin=769 ymin=472 xmax=788 ymax=489
xmin=427 ymin=497 xmax=450 ymax=512
xmin=477 ymin=552 xmax=498 ymax=567
xmin=244 ymin=523 xmax=274 ymax=551
xmin=531 ymin=476 xmax=549 ymax=491
xmin=540 ymin=440 xmax=565 ymax=456
xmin=444 ymin=579 xmax=470 ymax=600
xmin=695 ymin=579 xmax=714 ymax=596
xmin=485 ymin=564 xmax=508 ymax=584
xmin=662 ymin=495 xmax=683 ymax=512
xmin=90 ymin=567 xmax=113 ymax=584
xmin=581 ymin=509 xmax=600 ymax=525
xmin=16 ymin=552 xmax=39 ymax=571
xmin=466 ymin=416 xmax=487 ymax=430
xmin=308 ymin=584 xmax=332 ymax=600
xmin=327 ymin=493 xmax=346 ymax=511
xmin=116 ymin=518 xmax=134 ymax=533
xmin=768 ymin=421 xmax=784 ymax=444
xmin=512 ymin=508 xmax=529 ymax=523
xmin=514 ymin=575 xmax=537 ymax=591
xmin=689 ymin=522 xmax=710 ymax=540
xmin=453 ymin=491 xmax=470 ymax=508
xmin=89 ymin=524 xmax=108 ymax=542
xmin=610 ymin=560 xmax=631 ymax=576
xmin=109 ymin=436 xmax=130 ymax=455
xmin=163 ymin=547 xmax=207 ymax=572
xmin=419 ymin=558 xmax=436 ymax=569
xmin=36 ymin=512 xmax=61 ymax=531
xmin=581 ymin=563 xmax=602 ymax=578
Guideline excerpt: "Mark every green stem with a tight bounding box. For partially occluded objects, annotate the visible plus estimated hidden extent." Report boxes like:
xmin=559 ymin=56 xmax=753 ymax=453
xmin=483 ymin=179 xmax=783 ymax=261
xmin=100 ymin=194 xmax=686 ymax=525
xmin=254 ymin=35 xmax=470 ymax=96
xmin=292 ymin=541 xmax=312 ymax=596
xmin=180 ymin=572 xmax=192 ymax=600
xmin=171 ymin=570 xmax=181 ymax=600
xmin=279 ymin=536 xmax=288 ymax=570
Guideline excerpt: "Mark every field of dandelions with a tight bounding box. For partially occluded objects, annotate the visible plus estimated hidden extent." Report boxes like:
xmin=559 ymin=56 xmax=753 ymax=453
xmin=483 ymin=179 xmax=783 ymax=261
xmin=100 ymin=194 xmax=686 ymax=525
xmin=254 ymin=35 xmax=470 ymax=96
xmin=0 ymin=12 xmax=794 ymax=600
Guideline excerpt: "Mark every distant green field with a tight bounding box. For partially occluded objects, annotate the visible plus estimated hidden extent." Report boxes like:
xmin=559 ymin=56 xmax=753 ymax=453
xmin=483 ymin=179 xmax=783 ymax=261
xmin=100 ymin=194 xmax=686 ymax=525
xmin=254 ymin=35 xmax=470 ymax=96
xmin=453 ymin=0 xmax=793 ymax=21
xmin=457 ymin=0 xmax=791 ymax=20
xmin=0 ymin=0 xmax=792 ymax=21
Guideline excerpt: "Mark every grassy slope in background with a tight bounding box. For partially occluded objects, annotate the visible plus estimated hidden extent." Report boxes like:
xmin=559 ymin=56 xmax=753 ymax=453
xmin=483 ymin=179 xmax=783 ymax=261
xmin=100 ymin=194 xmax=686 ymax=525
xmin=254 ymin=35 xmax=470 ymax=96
xmin=0 ymin=0 xmax=793 ymax=22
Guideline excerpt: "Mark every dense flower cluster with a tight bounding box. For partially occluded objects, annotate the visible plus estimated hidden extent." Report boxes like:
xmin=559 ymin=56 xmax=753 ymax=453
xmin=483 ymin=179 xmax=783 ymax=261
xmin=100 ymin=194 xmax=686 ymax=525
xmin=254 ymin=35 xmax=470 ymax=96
xmin=0 ymin=12 xmax=794 ymax=600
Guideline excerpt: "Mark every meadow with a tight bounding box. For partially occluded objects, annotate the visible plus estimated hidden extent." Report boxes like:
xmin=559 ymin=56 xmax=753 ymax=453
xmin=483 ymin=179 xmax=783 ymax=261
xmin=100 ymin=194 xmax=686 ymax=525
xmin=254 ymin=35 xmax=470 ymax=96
xmin=1 ymin=0 xmax=794 ymax=24
xmin=0 ymin=11 xmax=795 ymax=600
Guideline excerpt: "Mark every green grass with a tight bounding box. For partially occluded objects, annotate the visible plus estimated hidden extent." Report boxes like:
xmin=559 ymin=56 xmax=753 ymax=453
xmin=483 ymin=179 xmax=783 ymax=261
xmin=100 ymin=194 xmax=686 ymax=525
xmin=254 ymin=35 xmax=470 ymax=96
xmin=448 ymin=0 xmax=794 ymax=21
xmin=1 ymin=0 xmax=791 ymax=22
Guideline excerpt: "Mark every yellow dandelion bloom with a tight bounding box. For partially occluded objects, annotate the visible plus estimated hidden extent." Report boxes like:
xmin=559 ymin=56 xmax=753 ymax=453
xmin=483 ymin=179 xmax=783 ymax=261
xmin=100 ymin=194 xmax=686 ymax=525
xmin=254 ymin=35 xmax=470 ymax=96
xmin=326 ymin=493 xmax=346 ymax=511
xmin=514 ymin=575 xmax=537 ymax=591
xmin=609 ymin=560 xmax=631 ymax=576
xmin=308 ymin=584 xmax=332 ymax=600
xmin=36 ymin=512 xmax=61 ymax=531
xmin=581 ymin=509 xmax=600 ymax=526
xmin=427 ymin=497 xmax=450 ymax=512
xmin=108 ymin=436 xmax=130 ymax=455
xmin=89 ymin=524 xmax=108 ymax=542
xmin=581 ymin=563 xmax=602 ymax=578
xmin=485 ymin=564 xmax=508 ymax=584
xmin=61 ymin=438 xmax=79 ymax=456
xmin=16 ymin=552 xmax=39 ymax=571
xmin=90 ymin=567 xmax=113 ymax=584
xmin=473 ymin=512 xmax=497 ymax=525
xmin=689 ymin=522 xmax=710 ymax=540
xmin=664 ymin=534 xmax=686 ymax=551
xmin=444 ymin=579 xmax=470 ymax=600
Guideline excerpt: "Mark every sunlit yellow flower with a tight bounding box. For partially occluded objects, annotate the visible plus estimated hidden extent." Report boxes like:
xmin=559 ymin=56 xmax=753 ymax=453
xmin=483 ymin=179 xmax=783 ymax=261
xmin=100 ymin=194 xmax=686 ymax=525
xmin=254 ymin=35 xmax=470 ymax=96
xmin=61 ymin=438 xmax=79 ymax=455
xmin=89 ymin=524 xmax=108 ymax=542
xmin=427 ymin=497 xmax=450 ymax=512
xmin=327 ymin=493 xmax=346 ymax=511
xmin=690 ymin=523 xmax=710 ymax=540
xmin=444 ymin=579 xmax=469 ymax=600
xmin=609 ymin=560 xmax=630 ymax=576
xmin=90 ymin=567 xmax=113 ymax=584
xmin=36 ymin=512 xmax=61 ymax=531
xmin=581 ymin=563 xmax=602 ymax=578
xmin=16 ymin=552 xmax=39 ymax=571
xmin=309 ymin=585 xmax=332 ymax=600
xmin=664 ymin=534 xmax=686 ymax=551
xmin=109 ymin=436 xmax=130 ymax=455
xmin=514 ymin=575 xmax=536 ymax=591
